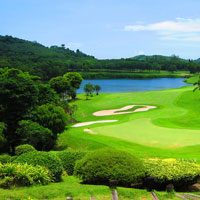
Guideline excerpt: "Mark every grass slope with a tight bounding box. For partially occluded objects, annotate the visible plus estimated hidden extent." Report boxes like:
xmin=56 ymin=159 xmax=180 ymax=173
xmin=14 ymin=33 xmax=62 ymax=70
xmin=0 ymin=176 xmax=180 ymax=200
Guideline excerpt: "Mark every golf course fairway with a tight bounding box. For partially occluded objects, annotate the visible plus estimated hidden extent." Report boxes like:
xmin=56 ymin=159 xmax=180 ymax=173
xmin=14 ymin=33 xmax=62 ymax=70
xmin=58 ymin=85 xmax=200 ymax=160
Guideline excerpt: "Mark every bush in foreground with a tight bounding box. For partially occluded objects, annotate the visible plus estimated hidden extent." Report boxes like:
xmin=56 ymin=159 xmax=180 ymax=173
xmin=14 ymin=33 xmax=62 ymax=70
xmin=0 ymin=154 xmax=13 ymax=164
xmin=56 ymin=150 xmax=87 ymax=175
xmin=14 ymin=151 xmax=63 ymax=182
xmin=0 ymin=162 xmax=51 ymax=188
xmin=74 ymin=148 xmax=145 ymax=187
xmin=144 ymin=158 xmax=200 ymax=190
xmin=15 ymin=144 xmax=36 ymax=156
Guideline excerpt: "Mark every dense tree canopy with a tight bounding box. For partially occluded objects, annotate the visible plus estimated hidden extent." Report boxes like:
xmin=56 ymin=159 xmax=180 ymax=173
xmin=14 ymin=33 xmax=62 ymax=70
xmin=35 ymin=104 xmax=69 ymax=135
xmin=0 ymin=68 xmax=39 ymax=152
xmin=49 ymin=76 xmax=70 ymax=95
xmin=1 ymin=35 xmax=200 ymax=81
xmin=0 ymin=68 xmax=72 ymax=153
xmin=16 ymin=120 xmax=55 ymax=151
xmin=37 ymin=83 xmax=59 ymax=105
xmin=64 ymin=72 xmax=83 ymax=89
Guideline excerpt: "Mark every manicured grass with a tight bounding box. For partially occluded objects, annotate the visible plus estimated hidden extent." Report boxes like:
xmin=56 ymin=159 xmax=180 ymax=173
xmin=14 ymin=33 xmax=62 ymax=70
xmin=0 ymin=176 xmax=180 ymax=200
xmin=115 ymin=105 xmax=145 ymax=113
xmin=58 ymin=85 xmax=200 ymax=161
xmin=184 ymin=74 xmax=199 ymax=84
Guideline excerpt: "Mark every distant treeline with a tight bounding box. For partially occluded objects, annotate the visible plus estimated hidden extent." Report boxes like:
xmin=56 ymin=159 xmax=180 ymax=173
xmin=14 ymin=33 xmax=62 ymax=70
xmin=0 ymin=35 xmax=199 ymax=80
xmin=80 ymin=72 xmax=191 ymax=79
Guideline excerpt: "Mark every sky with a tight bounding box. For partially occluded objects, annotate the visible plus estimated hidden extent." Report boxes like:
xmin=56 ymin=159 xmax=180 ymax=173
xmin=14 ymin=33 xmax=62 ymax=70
xmin=1 ymin=0 xmax=200 ymax=59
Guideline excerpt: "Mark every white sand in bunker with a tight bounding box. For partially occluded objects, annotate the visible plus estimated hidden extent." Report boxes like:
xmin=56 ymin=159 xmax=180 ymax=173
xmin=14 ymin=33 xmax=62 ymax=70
xmin=84 ymin=129 xmax=96 ymax=134
xmin=72 ymin=120 xmax=118 ymax=127
xmin=93 ymin=105 xmax=157 ymax=116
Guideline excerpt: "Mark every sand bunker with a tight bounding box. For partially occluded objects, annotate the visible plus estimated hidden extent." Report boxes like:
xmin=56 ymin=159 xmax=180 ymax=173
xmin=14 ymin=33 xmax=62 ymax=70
xmin=72 ymin=120 xmax=118 ymax=127
xmin=84 ymin=129 xmax=96 ymax=134
xmin=93 ymin=105 xmax=156 ymax=116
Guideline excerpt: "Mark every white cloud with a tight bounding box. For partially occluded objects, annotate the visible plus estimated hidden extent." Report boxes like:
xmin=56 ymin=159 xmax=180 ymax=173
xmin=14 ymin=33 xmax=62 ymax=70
xmin=124 ymin=18 xmax=200 ymax=41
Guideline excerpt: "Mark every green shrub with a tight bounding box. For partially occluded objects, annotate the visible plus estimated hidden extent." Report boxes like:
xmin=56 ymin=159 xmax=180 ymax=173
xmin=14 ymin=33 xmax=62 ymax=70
xmin=144 ymin=158 xmax=200 ymax=190
xmin=14 ymin=151 xmax=63 ymax=182
xmin=15 ymin=144 xmax=36 ymax=156
xmin=36 ymin=103 xmax=69 ymax=135
xmin=0 ymin=154 xmax=12 ymax=164
xmin=74 ymin=148 xmax=145 ymax=187
xmin=56 ymin=150 xmax=87 ymax=175
xmin=0 ymin=162 xmax=51 ymax=188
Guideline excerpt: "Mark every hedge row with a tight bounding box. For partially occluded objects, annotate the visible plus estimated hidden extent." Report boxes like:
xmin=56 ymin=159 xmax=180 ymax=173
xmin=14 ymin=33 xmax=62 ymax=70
xmin=143 ymin=158 xmax=200 ymax=190
xmin=1 ymin=147 xmax=200 ymax=191
xmin=56 ymin=150 xmax=87 ymax=175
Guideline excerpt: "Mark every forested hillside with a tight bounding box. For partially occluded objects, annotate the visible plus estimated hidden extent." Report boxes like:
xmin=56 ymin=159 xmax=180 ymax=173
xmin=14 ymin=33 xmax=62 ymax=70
xmin=0 ymin=35 xmax=95 ymax=80
xmin=0 ymin=35 xmax=200 ymax=80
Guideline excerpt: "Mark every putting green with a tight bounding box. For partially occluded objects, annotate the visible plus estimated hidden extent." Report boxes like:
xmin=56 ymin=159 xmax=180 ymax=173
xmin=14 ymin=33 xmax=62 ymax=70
xmin=92 ymin=118 xmax=200 ymax=148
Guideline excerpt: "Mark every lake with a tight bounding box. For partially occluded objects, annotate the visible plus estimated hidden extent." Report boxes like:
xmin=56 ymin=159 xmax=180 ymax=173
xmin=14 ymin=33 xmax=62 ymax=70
xmin=77 ymin=78 xmax=190 ymax=93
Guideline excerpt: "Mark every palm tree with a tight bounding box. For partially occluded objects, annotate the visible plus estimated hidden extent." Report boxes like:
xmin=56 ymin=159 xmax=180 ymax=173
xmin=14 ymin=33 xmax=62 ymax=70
xmin=84 ymin=83 xmax=93 ymax=99
xmin=94 ymin=85 xmax=101 ymax=95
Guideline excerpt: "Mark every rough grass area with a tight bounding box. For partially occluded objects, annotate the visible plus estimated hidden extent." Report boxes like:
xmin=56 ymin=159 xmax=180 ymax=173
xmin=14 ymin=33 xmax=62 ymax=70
xmin=0 ymin=176 xmax=180 ymax=200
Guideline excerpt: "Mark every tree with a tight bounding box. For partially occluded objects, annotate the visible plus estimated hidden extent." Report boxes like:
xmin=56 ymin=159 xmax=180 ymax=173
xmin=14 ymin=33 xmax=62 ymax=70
xmin=49 ymin=76 xmax=70 ymax=99
xmin=84 ymin=83 xmax=93 ymax=100
xmin=0 ymin=122 xmax=7 ymax=151
xmin=16 ymin=120 xmax=55 ymax=151
xmin=35 ymin=104 xmax=69 ymax=135
xmin=64 ymin=72 xmax=83 ymax=99
xmin=64 ymin=72 xmax=83 ymax=89
xmin=37 ymin=83 xmax=59 ymax=105
xmin=66 ymin=86 xmax=76 ymax=100
xmin=67 ymin=105 xmax=78 ymax=119
xmin=94 ymin=85 xmax=101 ymax=95
xmin=0 ymin=68 xmax=39 ymax=152
xmin=168 ymin=64 xmax=177 ymax=73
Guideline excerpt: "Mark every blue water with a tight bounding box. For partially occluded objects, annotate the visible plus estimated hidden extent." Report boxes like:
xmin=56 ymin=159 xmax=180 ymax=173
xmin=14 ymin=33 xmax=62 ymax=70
xmin=77 ymin=78 xmax=190 ymax=93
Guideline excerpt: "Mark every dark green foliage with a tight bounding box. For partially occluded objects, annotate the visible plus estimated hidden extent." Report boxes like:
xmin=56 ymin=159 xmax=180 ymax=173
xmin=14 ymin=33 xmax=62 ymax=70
xmin=0 ymin=122 xmax=6 ymax=150
xmin=0 ymin=68 xmax=39 ymax=152
xmin=0 ymin=35 xmax=200 ymax=81
xmin=37 ymin=83 xmax=59 ymax=105
xmin=0 ymin=154 xmax=12 ymax=163
xmin=49 ymin=76 xmax=70 ymax=95
xmin=64 ymin=72 xmax=83 ymax=90
xmin=0 ymin=162 xmax=51 ymax=188
xmin=15 ymin=144 xmax=36 ymax=156
xmin=14 ymin=151 xmax=63 ymax=182
xmin=0 ymin=35 xmax=94 ymax=80
xmin=16 ymin=120 xmax=55 ymax=151
xmin=35 ymin=104 xmax=69 ymax=135
xmin=74 ymin=148 xmax=145 ymax=187
xmin=56 ymin=150 xmax=87 ymax=175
